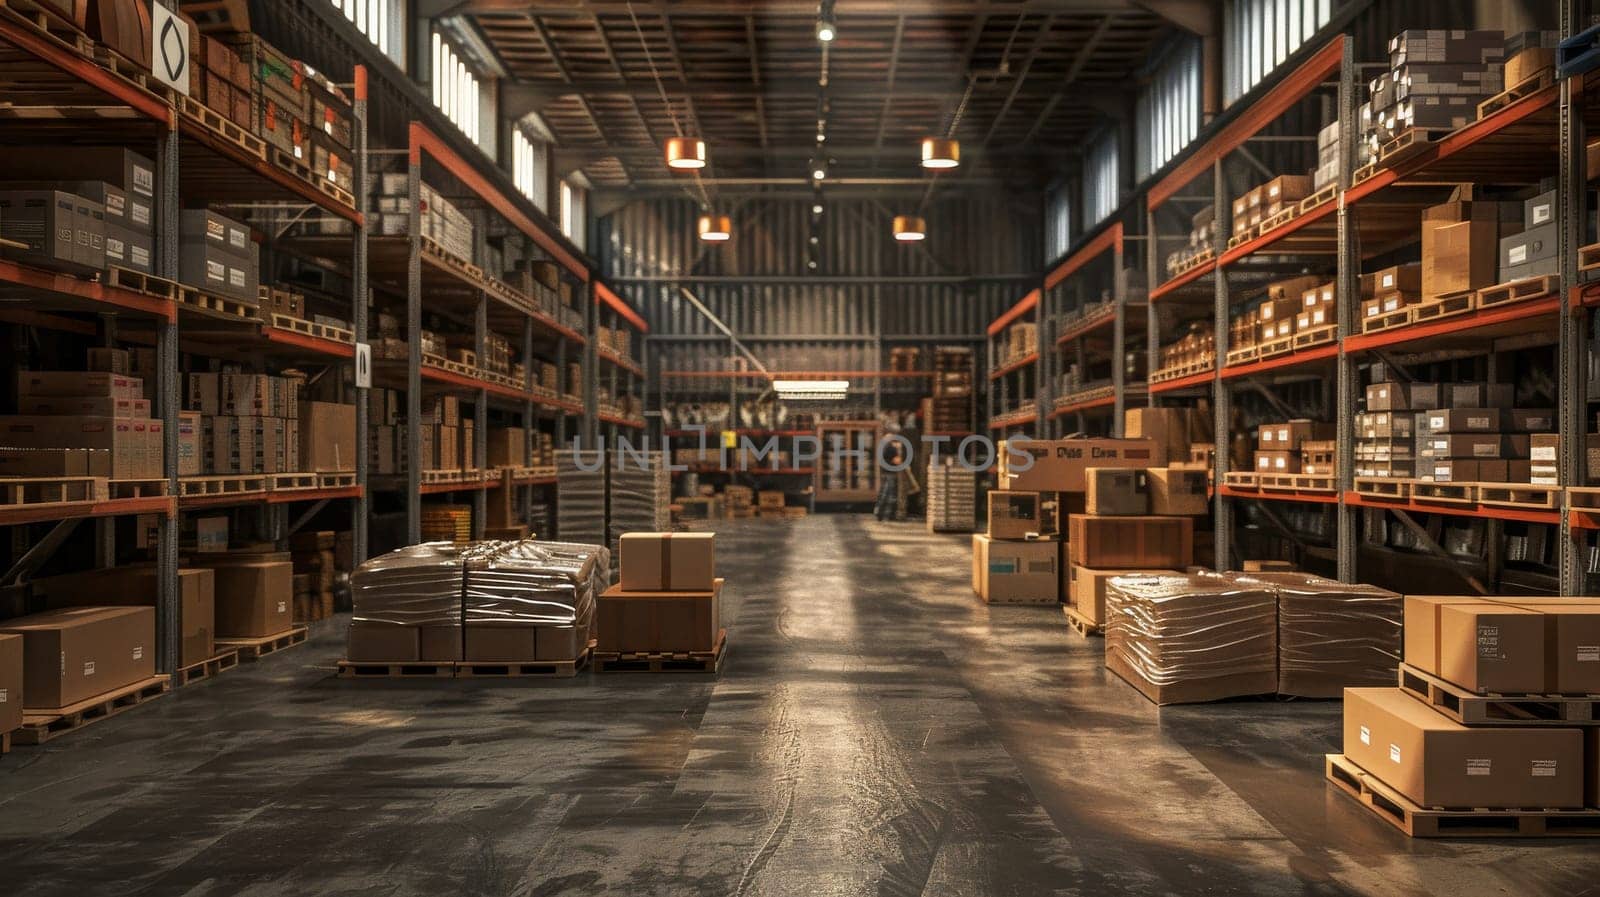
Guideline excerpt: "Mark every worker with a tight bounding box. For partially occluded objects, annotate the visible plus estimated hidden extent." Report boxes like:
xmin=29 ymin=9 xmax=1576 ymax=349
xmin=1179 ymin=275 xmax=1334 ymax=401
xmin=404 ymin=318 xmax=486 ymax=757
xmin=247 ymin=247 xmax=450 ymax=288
xmin=875 ymin=446 xmax=903 ymax=521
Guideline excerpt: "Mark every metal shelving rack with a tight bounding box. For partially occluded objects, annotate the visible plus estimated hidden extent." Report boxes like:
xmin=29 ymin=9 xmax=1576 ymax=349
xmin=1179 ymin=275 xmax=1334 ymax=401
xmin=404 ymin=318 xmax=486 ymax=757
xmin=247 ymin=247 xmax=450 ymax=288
xmin=1040 ymin=222 xmax=1136 ymax=438
xmin=985 ymin=289 xmax=1041 ymax=434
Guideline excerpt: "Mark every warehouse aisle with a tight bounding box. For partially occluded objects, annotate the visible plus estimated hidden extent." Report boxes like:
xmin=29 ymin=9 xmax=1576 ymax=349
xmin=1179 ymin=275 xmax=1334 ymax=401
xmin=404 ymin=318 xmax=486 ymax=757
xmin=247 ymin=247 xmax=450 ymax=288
xmin=1 ymin=519 xmax=1597 ymax=896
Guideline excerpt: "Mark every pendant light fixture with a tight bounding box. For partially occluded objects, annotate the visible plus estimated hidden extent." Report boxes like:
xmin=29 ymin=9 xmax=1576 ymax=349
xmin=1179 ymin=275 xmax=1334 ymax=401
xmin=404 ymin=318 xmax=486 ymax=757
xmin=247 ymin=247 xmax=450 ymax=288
xmin=665 ymin=136 xmax=706 ymax=170
xmin=815 ymin=0 xmax=836 ymax=42
xmin=920 ymin=137 xmax=960 ymax=169
xmin=697 ymin=214 xmax=732 ymax=242
xmin=893 ymin=215 xmax=927 ymax=242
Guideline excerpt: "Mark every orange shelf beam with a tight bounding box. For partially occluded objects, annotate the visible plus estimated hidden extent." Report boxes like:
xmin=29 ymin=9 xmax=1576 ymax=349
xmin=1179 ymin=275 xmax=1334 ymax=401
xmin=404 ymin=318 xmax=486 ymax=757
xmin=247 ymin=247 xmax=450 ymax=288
xmin=1049 ymin=394 xmax=1117 ymax=419
xmin=595 ymin=281 xmax=648 ymax=333
xmin=989 ymin=352 xmax=1039 ymax=381
xmin=1055 ymin=307 xmax=1119 ymax=347
xmin=1217 ymin=198 xmax=1338 ymax=268
xmin=1220 ymin=343 xmax=1338 ymax=380
xmin=1219 ymin=485 xmax=1339 ymax=505
xmin=1150 ymin=260 xmax=1216 ymax=303
xmin=988 ymin=413 xmax=1038 ymax=430
xmin=0 ymin=495 xmax=173 ymax=528
xmin=1149 ymin=369 xmax=1215 ymax=395
xmin=1343 ymin=296 xmax=1559 ymax=354
xmin=1045 ymin=222 xmax=1122 ymax=290
xmin=1344 ymin=491 xmax=1561 ymax=525
xmin=0 ymin=260 xmax=176 ymax=321
xmin=261 ymin=326 xmax=356 ymax=359
xmin=987 ymin=288 xmax=1040 ymax=335
xmin=0 ymin=13 xmax=173 ymax=124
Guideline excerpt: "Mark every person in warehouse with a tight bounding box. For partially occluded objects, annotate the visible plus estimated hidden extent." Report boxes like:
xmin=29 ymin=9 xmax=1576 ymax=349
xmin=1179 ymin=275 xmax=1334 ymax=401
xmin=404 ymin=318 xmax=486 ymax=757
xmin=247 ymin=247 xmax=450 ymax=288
xmin=875 ymin=445 xmax=904 ymax=522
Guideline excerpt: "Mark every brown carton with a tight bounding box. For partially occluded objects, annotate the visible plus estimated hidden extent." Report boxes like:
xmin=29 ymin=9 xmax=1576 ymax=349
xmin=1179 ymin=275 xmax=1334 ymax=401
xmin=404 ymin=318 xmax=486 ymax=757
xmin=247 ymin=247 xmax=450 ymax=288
xmin=1146 ymin=467 xmax=1208 ymax=515
xmin=188 ymin=558 xmax=294 ymax=638
xmin=1068 ymin=515 xmax=1193 ymax=569
xmin=1434 ymin=601 xmax=1545 ymax=694
xmin=1495 ymin=599 xmax=1600 ymax=694
xmin=596 ymin=579 xmax=722 ymax=653
xmin=973 ymin=535 xmax=1058 ymax=603
xmin=1423 ymin=219 xmax=1499 ymax=299
xmin=617 ymin=532 xmax=716 ymax=592
xmin=996 ymin=438 xmax=1158 ymax=493
xmin=987 ymin=491 xmax=1042 ymax=539
xmin=15 ymin=371 xmax=141 ymax=400
xmin=1070 ymin=566 xmax=1179 ymax=625
xmin=1085 ymin=468 xmax=1149 ymax=516
xmin=299 ymin=401 xmax=356 ymax=472
xmin=0 ymin=633 xmax=20 ymax=735
xmin=347 ymin=622 xmax=420 ymax=662
xmin=1343 ymin=687 xmax=1584 ymax=810
xmin=487 ymin=427 xmax=527 ymax=468
xmin=36 ymin=566 xmax=215 ymax=668
xmin=1123 ymin=407 xmax=1196 ymax=466
xmin=419 ymin=625 xmax=462 ymax=661
xmin=0 ymin=415 xmax=159 ymax=479
xmin=464 ymin=625 xmax=537 ymax=662
xmin=0 ymin=606 xmax=155 ymax=709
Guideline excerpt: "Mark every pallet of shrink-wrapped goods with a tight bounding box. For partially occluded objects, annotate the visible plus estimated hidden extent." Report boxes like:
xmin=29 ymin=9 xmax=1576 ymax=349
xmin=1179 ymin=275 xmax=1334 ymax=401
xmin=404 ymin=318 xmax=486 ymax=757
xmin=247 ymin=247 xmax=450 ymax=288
xmin=1103 ymin=572 xmax=1278 ymax=705
xmin=1243 ymin=571 xmax=1403 ymax=698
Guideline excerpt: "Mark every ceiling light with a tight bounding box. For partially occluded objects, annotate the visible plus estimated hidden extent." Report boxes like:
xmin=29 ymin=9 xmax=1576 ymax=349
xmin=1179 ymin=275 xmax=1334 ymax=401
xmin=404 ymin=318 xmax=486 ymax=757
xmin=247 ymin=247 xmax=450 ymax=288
xmin=665 ymin=136 xmax=706 ymax=170
xmin=920 ymin=137 xmax=960 ymax=169
xmin=812 ymin=203 xmax=824 ymax=215
xmin=816 ymin=14 xmax=835 ymax=42
xmin=697 ymin=214 xmax=731 ymax=242
xmin=811 ymin=161 xmax=827 ymax=181
xmin=893 ymin=215 xmax=927 ymax=242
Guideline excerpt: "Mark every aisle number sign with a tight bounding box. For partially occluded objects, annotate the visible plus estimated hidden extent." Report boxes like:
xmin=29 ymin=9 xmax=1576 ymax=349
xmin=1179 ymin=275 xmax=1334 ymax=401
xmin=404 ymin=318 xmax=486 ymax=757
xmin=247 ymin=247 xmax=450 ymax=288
xmin=152 ymin=3 xmax=191 ymax=96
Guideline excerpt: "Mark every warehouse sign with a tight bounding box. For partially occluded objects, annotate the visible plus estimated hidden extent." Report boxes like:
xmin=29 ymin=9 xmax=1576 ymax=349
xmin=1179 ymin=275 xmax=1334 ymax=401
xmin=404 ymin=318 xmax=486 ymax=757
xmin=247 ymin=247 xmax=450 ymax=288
xmin=152 ymin=3 xmax=191 ymax=96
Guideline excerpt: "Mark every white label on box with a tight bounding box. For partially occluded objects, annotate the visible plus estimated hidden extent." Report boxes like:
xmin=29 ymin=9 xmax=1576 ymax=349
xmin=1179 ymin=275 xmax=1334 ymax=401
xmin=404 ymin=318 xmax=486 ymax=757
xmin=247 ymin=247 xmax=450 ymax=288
xmin=1578 ymin=646 xmax=1600 ymax=663
xmin=277 ymin=601 xmax=288 ymax=613
xmin=1428 ymin=414 xmax=1444 ymax=429
xmin=1262 ymin=431 xmax=1274 ymax=443
xmin=1312 ymin=308 xmax=1326 ymax=325
xmin=1275 ymin=456 xmax=1287 ymax=470
xmin=1384 ymin=297 xmax=1401 ymax=312
xmin=131 ymin=200 xmax=151 ymax=227
xmin=1381 ymin=273 xmax=1395 ymax=289
xmin=1478 ymin=625 xmax=1502 ymax=659
xmin=84 ymin=660 xmax=95 ymax=676
xmin=1473 ymin=444 xmax=1496 ymax=457
xmin=1533 ymin=447 xmax=1557 ymax=461
xmin=0 ymin=688 xmax=6 ymax=703
xmin=206 ymin=259 xmax=226 ymax=285
xmin=1467 ymin=759 xmax=1492 ymax=777
xmin=228 ymin=267 xmax=247 ymax=289
xmin=1360 ymin=725 xmax=1371 ymax=746
xmin=1509 ymin=244 xmax=1528 ymax=265
xmin=1467 ymin=415 xmax=1489 ymax=429
xmin=1532 ymin=204 xmax=1552 ymax=225
xmin=1389 ymin=744 xmax=1402 ymax=764
xmin=1532 ymin=760 xmax=1558 ymax=777
xmin=132 ymin=244 xmax=150 ymax=268
xmin=132 ymin=646 xmax=143 ymax=660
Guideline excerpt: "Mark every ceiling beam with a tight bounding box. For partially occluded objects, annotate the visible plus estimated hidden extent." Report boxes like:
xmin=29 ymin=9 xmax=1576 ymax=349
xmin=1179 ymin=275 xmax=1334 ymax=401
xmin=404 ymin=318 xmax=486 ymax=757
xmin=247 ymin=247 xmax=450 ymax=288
xmin=1131 ymin=0 xmax=1215 ymax=35
xmin=1021 ymin=14 xmax=1114 ymax=147
xmin=453 ymin=0 xmax=1138 ymax=16
xmin=491 ymin=77 xmax=1132 ymax=102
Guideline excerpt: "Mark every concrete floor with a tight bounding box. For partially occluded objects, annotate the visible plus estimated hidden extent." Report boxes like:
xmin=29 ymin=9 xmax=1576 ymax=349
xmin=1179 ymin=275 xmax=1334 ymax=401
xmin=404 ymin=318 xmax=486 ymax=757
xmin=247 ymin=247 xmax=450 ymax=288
xmin=2 ymin=517 xmax=1597 ymax=896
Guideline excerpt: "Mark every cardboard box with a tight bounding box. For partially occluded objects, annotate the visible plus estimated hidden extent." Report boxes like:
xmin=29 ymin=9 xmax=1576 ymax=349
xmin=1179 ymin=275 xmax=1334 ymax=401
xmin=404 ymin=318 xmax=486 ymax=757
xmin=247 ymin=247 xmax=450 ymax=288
xmin=487 ymin=427 xmax=527 ymax=468
xmin=1421 ymin=434 xmax=1508 ymax=459
xmin=1404 ymin=596 xmax=1543 ymax=693
xmin=1147 ymin=467 xmax=1208 ymax=515
xmin=0 ymin=632 xmax=21 ymax=736
xmin=996 ymin=438 xmax=1159 ymax=493
xmin=1342 ymin=687 xmax=1584 ymax=810
xmin=1489 ymin=600 xmax=1600 ymax=694
xmin=1371 ymin=263 xmax=1421 ymax=296
xmin=463 ymin=625 xmax=537 ymax=662
xmin=1257 ymin=419 xmax=1334 ymax=451
xmin=36 ymin=566 xmax=215 ymax=669
xmin=1068 ymin=515 xmax=1193 ymax=569
xmin=1422 ymin=209 xmax=1500 ymax=300
xmin=347 ymin=622 xmax=420 ymax=662
xmin=987 ymin=491 xmax=1042 ymax=539
xmin=0 ymin=606 xmax=154 ymax=709
xmin=0 ymin=415 xmax=159 ymax=479
xmin=1255 ymin=451 xmax=1302 ymax=474
xmin=1448 ymin=382 xmax=1514 ymax=409
xmin=188 ymin=559 xmax=293 ymax=638
xmin=1070 ymin=566 xmax=1178 ymax=626
xmin=595 ymin=580 xmax=722 ymax=653
xmin=299 ymin=401 xmax=356 ymax=472
xmin=973 ymin=535 xmax=1058 ymax=604
xmin=1425 ymin=408 xmax=1508 ymax=434
xmin=419 ymin=624 xmax=462 ymax=662
xmin=0 ymin=447 xmax=90 ymax=477
xmin=618 ymin=532 xmax=715 ymax=592
xmin=1085 ymin=468 xmax=1149 ymax=516
xmin=1123 ymin=407 xmax=1198 ymax=466
xmin=16 ymin=371 xmax=141 ymax=400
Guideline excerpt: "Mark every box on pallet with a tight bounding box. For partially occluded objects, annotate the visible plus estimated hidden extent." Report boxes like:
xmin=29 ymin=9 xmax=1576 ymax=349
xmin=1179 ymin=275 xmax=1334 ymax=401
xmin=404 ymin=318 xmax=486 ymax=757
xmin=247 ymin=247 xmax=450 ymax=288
xmin=0 ymin=606 xmax=155 ymax=709
xmin=972 ymin=534 xmax=1058 ymax=604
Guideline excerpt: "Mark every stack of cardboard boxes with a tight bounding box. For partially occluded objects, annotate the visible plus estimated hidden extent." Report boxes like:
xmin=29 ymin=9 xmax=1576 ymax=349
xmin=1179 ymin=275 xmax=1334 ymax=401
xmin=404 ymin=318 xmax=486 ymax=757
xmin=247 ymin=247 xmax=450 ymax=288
xmin=925 ymin=346 xmax=974 ymax=433
xmin=1231 ymin=175 xmax=1314 ymax=238
xmin=187 ymin=371 xmax=305 ymax=475
xmin=1 ymin=148 xmax=157 ymax=277
xmin=1164 ymin=204 xmax=1215 ymax=278
xmin=1359 ymin=262 xmax=1422 ymax=324
xmin=926 ymin=459 xmax=977 ymax=533
xmin=1155 ymin=321 xmax=1215 ymax=376
xmin=1335 ymin=595 xmax=1600 ymax=832
xmin=596 ymin=533 xmax=722 ymax=662
xmin=291 ymin=530 xmax=348 ymax=623
xmin=1235 ymin=276 xmax=1334 ymax=354
xmin=1358 ymin=380 xmax=1554 ymax=484
xmin=1359 ymin=30 xmax=1509 ymax=165
xmin=187 ymin=550 xmax=296 ymax=643
xmin=372 ymin=175 xmax=475 ymax=261
xmin=1253 ymin=419 xmax=1336 ymax=478
xmin=1498 ymin=185 xmax=1559 ymax=283
xmin=0 ymin=605 xmax=156 ymax=721
xmin=0 ymin=370 xmax=163 ymax=480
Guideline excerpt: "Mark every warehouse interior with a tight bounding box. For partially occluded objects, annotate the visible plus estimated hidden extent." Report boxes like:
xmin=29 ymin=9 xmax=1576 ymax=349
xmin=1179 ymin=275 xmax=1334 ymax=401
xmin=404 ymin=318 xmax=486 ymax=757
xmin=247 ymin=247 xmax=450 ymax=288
xmin=4 ymin=0 xmax=1600 ymax=893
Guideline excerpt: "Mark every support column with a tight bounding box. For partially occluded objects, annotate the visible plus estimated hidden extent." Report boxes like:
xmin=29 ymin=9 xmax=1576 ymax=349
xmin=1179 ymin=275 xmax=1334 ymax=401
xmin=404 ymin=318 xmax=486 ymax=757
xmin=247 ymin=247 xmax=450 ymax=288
xmin=1211 ymin=158 xmax=1231 ymax=573
xmin=1335 ymin=35 xmax=1359 ymax=584
xmin=351 ymin=66 xmax=370 ymax=565
xmin=405 ymin=150 xmax=423 ymax=545
xmin=156 ymin=127 xmax=181 ymax=676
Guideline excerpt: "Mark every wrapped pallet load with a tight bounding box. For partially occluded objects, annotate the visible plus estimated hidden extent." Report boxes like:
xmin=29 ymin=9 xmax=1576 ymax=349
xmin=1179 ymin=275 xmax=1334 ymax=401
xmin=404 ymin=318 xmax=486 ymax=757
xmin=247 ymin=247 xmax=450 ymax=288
xmin=1103 ymin=572 xmax=1278 ymax=705
xmin=347 ymin=542 xmax=471 ymax=663
xmin=1244 ymin=572 xmax=1403 ymax=698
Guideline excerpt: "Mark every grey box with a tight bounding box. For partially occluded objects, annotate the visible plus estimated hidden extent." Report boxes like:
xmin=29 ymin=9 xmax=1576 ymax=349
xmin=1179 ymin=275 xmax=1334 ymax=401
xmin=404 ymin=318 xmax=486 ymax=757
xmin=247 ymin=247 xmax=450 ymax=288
xmin=1499 ymin=221 xmax=1557 ymax=272
xmin=179 ymin=210 xmax=251 ymax=257
xmin=1524 ymin=189 xmax=1557 ymax=228
xmin=1388 ymin=29 xmax=1506 ymax=66
xmin=1447 ymin=382 xmax=1514 ymax=409
xmin=1500 ymin=257 xmax=1560 ymax=281
xmin=0 ymin=190 xmax=103 ymax=276
xmin=5 ymin=148 xmax=155 ymax=199
xmin=104 ymin=222 xmax=153 ymax=274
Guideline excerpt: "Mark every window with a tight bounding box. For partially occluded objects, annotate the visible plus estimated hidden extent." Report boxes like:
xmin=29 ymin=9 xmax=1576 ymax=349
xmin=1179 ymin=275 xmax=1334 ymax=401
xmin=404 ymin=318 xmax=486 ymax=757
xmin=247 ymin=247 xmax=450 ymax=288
xmin=431 ymin=30 xmax=482 ymax=145
xmin=1225 ymin=0 xmax=1332 ymax=103
xmin=1136 ymin=39 xmax=1201 ymax=180
xmin=332 ymin=0 xmax=399 ymax=61
xmin=560 ymin=180 xmax=586 ymax=251
xmin=1046 ymin=188 xmax=1071 ymax=261
xmin=512 ymin=129 xmax=549 ymax=212
xmin=1083 ymin=132 xmax=1119 ymax=227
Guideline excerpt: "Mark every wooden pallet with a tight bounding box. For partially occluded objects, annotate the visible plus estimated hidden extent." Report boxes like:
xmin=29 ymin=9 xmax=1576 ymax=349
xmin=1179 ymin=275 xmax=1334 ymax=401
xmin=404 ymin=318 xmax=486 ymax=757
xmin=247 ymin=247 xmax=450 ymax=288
xmin=179 ymin=475 xmax=267 ymax=497
xmin=268 ymin=472 xmax=318 ymax=491
xmin=106 ymin=266 xmax=179 ymax=301
xmin=1226 ymin=228 xmax=1256 ymax=249
xmin=0 ymin=0 xmax=95 ymax=55
xmin=1224 ymin=345 xmax=1260 ymax=366
xmin=1149 ymin=359 xmax=1214 ymax=383
xmin=1410 ymin=290 xmax=1476 ymax=324
xmin=1258 ymin=205 xmax=1298 ymax=234
xmin=1351 ymin=162 xmax=1379 ymax=186
xmin=1259 ymin=473 xmax=1335 ymax=493
xmin=1477 ymin=274 xmax=1557 ymax=309
xmin=1062 ymin=604 xmax=1103 ymax=638
xmin=13 ymin=675 xmax=171 ymax=746
xmin=269 ymin=313 xmax=356 ymax=344
xmin=1326 ymin=754 xmax=1600 ymax=838
xmin=1580 ymin=242 xmax=1600 ymax=273
xmin=1255 ymin=335 xmax=1295 ymax=359
xmin=336 ymin=660 xmax=457 ymax=679
xmin=108 ymin=478 xmax=168 ymax=499
xmin=420 ymin=468 xmax=473 ymax=484
xmin=1397 ymin=664 xmax=1597 ymax=726
xmin=1477 ymin=483 xmax=1560 ymax=510
xmin=1411 ymin=481 xmax=1476 ymax=504
xmin=1361 ymin=307 xmax=1412 ymax=334
xmin=177 ymin=284 xmax=260 ymax=321
xmin=421 ymin=352 xmax=476 ymax=378
xmin=1378 ymin=128 xmax=1440 ymax=164
xmin=1477 ymin=69 xmax=1554 ymax=120
xmin=420 ymin=235 xmax=484 ymax=281
xmin=175 ymin=649 xmax=240 ymax=687
xmin=1354 ymin=477 xmax=1411 ymax=500
xmin=0 ymin=476 xmax=105 ymax=506
xmin=317 ymin=472 xmax=357 ymax=488
xmin=1299 ymin=183 xmax=1337 ymax=214
xmin=593 ymin=631 xmax=726 ymax=674
xmin=218 ymin=626 xmax=308 ymax=661
xmin=1222 ymin=471 xmax=1260 ymax=490
xmin=1292 ymin=324 xmax=1337 ymax=349
xmin=268 ymin=147 xmax=357 ymax=209
xmin=1570 ymin=486 xmax=1600 ymax=511
xmin=177 ymin=94 xmax=266 ymax=161
xmin=455 ymin=645 xmax=594 ymax=679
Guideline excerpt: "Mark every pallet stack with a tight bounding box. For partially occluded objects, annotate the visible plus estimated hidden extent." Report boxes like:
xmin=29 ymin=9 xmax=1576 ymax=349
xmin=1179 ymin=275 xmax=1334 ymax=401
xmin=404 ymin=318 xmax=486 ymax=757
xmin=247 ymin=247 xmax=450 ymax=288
xmin=0 ymin=369 xmax=164 ymax=481
xmin=1329 ymin=595 xmax=1600 ymax=837
xmin=594 ymin=533 xmax=724 ymax=673
xmin=187 ymin=371 xmax=303 ymax=475
xmin=925 ymin=346 xmax=973 ymax=433
xmin=555 ymin=448 xmax=607 ymax=548
xmin=607 ymin=451 xmax=670 ymax=573
xmin=925 ymin=459 xmax=976 ymax=533
xmin=1359 ymin=30 xmax=1506 ymax=166
xmin=1354 ymin=380 xmax=1555 ymax=488
xmin=1251 ymin=419 xmax=1335 ymax=482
